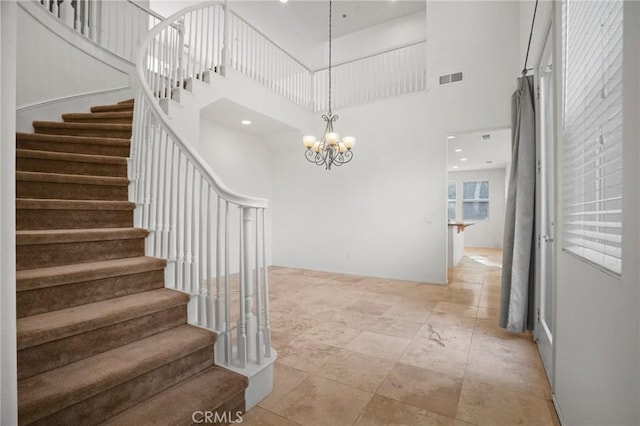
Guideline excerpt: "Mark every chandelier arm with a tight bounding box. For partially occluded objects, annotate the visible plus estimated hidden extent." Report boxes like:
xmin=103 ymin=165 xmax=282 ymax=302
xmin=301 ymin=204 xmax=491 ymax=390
xmin=336 ymin=150 xmax=354 ymax=165
xmin=304 ymin=149 xmax=318 ymax=163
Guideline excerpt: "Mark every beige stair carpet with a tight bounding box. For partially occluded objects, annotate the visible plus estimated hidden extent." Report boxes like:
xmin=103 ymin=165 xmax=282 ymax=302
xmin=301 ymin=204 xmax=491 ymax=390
xmin=16 ymin=100 xmax=247 ymax=425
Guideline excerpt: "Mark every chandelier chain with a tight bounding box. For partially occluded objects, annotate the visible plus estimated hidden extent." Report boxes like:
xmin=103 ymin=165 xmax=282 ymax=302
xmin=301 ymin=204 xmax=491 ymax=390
xmin=302 ymin=0 xmax=354 ymax=170
xmin=328 ymin=0 xmax=332 ymax=115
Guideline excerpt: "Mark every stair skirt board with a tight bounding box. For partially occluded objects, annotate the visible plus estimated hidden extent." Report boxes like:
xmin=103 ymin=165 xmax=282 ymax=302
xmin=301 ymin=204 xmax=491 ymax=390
xmin=15 ymin=100 xmax=249 ymax=425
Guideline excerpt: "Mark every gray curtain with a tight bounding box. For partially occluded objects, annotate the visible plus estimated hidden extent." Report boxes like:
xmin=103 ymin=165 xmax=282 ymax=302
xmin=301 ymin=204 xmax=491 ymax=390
xmin=500 ymin=75 xmax=536 ymax=333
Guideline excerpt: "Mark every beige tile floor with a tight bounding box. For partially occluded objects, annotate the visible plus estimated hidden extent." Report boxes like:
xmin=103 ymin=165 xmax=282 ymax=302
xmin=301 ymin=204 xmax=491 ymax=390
xmin=241 ymin=248 xmax=559 ymax=426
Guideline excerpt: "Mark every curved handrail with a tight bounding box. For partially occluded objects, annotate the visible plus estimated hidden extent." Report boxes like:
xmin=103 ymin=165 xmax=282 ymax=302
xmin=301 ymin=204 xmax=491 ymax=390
xmin=131 ymin=1 xmax=274 ymax=371
xmin=134 ymin=1 xmax=268 ymax=209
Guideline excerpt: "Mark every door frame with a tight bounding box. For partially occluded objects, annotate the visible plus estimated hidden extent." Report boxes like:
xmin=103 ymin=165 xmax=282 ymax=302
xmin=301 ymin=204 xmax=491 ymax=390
xmin=533 ymin=16 xmax=556 ymax=390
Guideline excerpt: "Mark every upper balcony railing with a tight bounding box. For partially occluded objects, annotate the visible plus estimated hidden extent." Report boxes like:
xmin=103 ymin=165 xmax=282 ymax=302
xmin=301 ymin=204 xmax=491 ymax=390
xmin=312 ymin=41 xmax=427 ymax=112
xmin=35 ymin=0 xmax=427 ymax=111
xmin=228 ymin=12 xmax=314 ymax=110
xmin=34 ymin=0 xmax=164 ymax=62
xmin=226 ymin=10 xmax=427 ymax=112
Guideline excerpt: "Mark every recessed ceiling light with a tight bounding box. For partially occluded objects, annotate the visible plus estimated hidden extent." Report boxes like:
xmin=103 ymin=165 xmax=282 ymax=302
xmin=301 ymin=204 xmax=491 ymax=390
xmin=454 ymin=149 xmax=463 ymax=153
xmin=241 ymin=120 xmax=252 ymax=126
xmin=280 ymin=0 xmax=288 ymax=3
xmin=460 ymin=158 xmax=468 ymax=162
xmin=447 ymin=135 xmax=456 ymax=140
xmin=452 ymin=166 xmax=459 ymax=169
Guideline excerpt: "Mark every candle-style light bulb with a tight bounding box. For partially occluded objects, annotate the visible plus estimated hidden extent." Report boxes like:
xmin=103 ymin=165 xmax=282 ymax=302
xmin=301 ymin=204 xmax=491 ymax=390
xmin=303 ymin=135 xmax=316 ymax=149
xmin=342 ymin=136 xmax=355 ymax=149
xmin=325 ymin=132 xmax=340 ymax=146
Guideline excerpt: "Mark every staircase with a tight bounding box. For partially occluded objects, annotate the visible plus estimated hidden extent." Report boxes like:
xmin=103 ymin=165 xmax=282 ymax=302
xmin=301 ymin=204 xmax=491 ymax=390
xmin=15 ymin=100 xmax=248 ymax=425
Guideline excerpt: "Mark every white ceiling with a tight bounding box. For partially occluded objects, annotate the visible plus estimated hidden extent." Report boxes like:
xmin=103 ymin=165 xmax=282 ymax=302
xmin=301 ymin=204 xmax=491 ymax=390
xmin=447 ymin=128 xmax=512 ymax=172
xmin=200 ymin=98 xmax=298 ymax=137
xmin=150 ymin=1 xmax=426 ymax=63
xmin=229 ymin=1 xmax=426 ymax=46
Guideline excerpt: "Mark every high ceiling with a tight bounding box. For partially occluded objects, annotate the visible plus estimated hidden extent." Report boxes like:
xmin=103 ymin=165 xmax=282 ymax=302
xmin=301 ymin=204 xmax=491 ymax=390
xmin=150 ymin=1 xmax=426 ymax=65
xmin=229 ymin=1 xmax=426 ymax=45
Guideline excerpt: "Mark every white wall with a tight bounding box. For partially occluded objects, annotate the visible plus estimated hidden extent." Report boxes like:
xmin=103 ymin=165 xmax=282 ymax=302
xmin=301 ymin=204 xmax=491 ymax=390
xmin=518 ymin=0 xmax=553 ymax=75
xmin=267 ymin=0 xmax=519 ymax=284
xmin=272 ymin=93 xmax=443 ymax=282
xmin=16 ymin=2 xmax=133 ymax=125
xmin=449 ymin=168 xmax=506 ymax=249
xmin=198 ymin=118 xmax=274 ymax=271
xmin=198 ymin=119 xmax=274 ymax=202
xmin=1 ymin=1 xmax=18 ymax=423
xmin=305 ymin=10 xmax=427 ymax=70
xmin=525 ymin=0 xmax=640 ymax=424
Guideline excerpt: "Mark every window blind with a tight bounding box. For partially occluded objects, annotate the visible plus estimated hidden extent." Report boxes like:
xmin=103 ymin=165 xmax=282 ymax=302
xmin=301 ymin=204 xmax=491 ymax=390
xmin=562 ymin=0 xmax=623 ymax=275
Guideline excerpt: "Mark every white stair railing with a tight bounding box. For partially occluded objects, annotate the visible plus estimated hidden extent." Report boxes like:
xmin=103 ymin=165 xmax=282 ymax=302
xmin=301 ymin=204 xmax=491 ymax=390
xmin=313 ymin=41 xmax=427 ymax=112
xmin=132 ymin=2 xmax=273 ymax=370
xmin=34 ymin=0 xmax=164 ymax=62
xmin=228 ymin=12 xmax=313 ymax=110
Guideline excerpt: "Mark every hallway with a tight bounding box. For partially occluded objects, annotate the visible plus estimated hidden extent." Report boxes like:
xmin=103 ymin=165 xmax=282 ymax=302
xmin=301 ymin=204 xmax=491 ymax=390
xmin=241 ymin=248 xmax=559 ymax=425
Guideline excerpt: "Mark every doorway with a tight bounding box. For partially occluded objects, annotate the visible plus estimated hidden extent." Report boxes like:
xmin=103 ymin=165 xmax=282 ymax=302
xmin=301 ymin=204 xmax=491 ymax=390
xmin=446 ymin=128 xmax=511 ymax=275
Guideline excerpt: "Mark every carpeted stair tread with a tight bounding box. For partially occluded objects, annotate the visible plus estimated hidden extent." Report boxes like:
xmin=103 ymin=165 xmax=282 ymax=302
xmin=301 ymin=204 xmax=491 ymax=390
xmin=102 ymin=366 xmax=248 ymax=426
xmin=16 ymin=171 xmax=128 ymax=186
xmin=16 ymin=149 xmax=128 ymax=177
xmin=33 ymin=121 xmax=132 ymax=131
xmin=17 ymin=288 xmax=190 ymax=350
xmin=91 ymin=103 xmax=135 ymax=113
xmin=33 ymin=121 xmax=132 ymax=139
xmin=16 ymin=198 xmax=134 ymax=211
xmin=17 ymin=256 xmax=165 ymax=292
xmin=18 ymin=325 xmax=216 ymax=425
xmin=16 ymin=227 xmax=147 ymax=245
xmin=17 ymin=199 xmax=134 ymax=230
xmin=16 ymin=149 xmax=127 ymax=165
xmin=16 ymin=132 xmax=130 ymax=157
xmin=62 ymin=111 xmax=133 ymax=123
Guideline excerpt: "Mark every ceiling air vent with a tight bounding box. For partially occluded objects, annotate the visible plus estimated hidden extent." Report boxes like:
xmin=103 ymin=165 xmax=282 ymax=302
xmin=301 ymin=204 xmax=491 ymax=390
xmin=439 ymin=72 xmax=463 ymax=85
xmin=481 ymin=134 xmax=492 ymax=141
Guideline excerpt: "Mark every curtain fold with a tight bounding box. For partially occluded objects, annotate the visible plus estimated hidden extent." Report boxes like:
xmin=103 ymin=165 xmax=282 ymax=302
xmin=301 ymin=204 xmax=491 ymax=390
xmin=500 ymin=75 xmax=536 ymax=333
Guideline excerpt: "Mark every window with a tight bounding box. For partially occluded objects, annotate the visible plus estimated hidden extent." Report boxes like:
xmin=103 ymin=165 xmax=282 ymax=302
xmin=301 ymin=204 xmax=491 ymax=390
xmin=561 ymin=0 xmax=623 ymax=275
xmin=463 ymin=181 xmax=489 ymax=221
xmin=448 ymin=182 xmax=456 ymax=221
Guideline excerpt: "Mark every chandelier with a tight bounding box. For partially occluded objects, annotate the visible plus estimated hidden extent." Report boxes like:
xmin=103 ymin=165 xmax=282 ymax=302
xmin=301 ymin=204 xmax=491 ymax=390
xmin=303 ymin=1 xmax=355 ymax=170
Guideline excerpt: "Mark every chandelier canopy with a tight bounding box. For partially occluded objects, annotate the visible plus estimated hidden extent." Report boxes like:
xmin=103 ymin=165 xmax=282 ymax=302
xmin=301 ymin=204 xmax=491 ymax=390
xmin=303 ymin=1 xmax=355 ymax=170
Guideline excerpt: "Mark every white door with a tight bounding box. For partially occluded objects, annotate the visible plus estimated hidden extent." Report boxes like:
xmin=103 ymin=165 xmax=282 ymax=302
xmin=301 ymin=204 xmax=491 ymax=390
xmin=535 ymin=24 xmax=555 ymax=387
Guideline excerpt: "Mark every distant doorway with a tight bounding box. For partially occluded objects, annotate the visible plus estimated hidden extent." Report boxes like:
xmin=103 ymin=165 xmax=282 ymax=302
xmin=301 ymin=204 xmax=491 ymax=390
xmin=445 ymin=128 xmax=511 ymax=273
